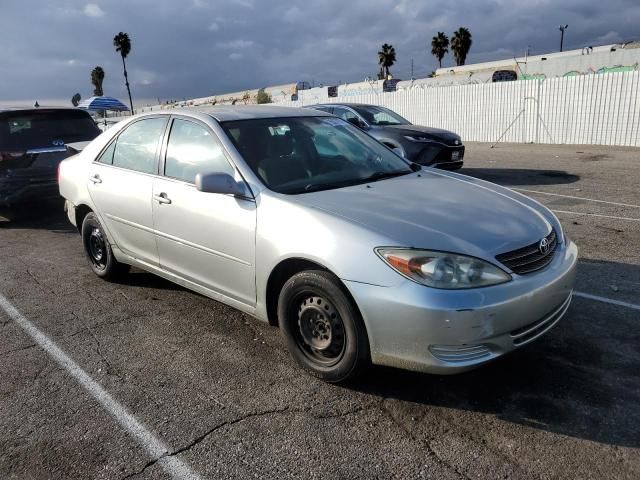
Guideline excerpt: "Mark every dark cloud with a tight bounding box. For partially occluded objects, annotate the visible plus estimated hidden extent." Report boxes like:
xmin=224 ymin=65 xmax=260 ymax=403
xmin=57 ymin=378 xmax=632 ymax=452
xmin=1 ymin=0 xmax=638 ymax=106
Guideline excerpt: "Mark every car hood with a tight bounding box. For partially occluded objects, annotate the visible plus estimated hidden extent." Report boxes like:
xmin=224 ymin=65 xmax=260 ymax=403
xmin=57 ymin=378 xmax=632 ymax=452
xmin=378 ymin=124 xmax=461 ymax=142
xmin=291 ymin=171 xmax=552 ymax=261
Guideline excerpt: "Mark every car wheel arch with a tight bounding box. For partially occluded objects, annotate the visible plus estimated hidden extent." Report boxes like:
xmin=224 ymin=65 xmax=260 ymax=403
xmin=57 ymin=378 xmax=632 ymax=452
xmin=75 ymin=204 xmax=93 ymax=232
xmin=265 ymin=257 xmax=360 ymax=328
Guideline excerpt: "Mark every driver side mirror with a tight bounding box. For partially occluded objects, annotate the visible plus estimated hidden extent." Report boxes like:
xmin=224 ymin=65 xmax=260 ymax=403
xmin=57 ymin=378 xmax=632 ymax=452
xmin=195 ymin=172 xmax=249 ymax=197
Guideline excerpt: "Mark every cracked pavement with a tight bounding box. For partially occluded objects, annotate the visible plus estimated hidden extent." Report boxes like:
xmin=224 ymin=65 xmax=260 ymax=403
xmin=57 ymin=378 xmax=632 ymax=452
xmin=1 ymin=143 xmax=639 ymax=479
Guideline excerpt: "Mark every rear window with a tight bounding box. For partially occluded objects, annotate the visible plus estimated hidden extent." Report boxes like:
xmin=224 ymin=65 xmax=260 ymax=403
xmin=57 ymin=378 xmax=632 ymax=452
xmin=0 ymin=109 xmax=100 ymax=151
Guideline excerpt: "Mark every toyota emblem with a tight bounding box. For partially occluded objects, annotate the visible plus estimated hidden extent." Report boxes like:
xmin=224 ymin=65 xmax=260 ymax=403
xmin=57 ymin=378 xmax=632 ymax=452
xmin=539 ymin=237 xmax=550 ymax=254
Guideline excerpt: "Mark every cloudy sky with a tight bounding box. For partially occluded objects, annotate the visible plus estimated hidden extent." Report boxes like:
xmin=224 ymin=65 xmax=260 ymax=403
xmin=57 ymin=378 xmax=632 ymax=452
xmin=1 ymin=0 xmax=638 ymax=107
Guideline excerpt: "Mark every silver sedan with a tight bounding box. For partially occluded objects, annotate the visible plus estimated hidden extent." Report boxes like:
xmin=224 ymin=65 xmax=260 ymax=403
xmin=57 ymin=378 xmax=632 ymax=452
xmin=58 ymin=106 xmax=577 ymax=382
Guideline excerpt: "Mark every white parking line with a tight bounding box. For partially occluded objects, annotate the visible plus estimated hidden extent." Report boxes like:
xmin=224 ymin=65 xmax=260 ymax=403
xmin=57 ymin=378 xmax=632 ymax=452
xmin=552 ymin=210 xmax=640 ymax=222
xmin=514 ymin=188 xmax=640 ymax=209
xmin=574 ymin=291 xmax=640 ymax=311
xmin=0 ymin=293 xmax=201 ymax=480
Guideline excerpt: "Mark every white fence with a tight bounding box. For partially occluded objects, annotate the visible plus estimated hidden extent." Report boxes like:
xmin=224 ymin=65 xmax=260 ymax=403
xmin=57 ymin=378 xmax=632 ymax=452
xmin=282 ymin=71 xmax=640 ymax=147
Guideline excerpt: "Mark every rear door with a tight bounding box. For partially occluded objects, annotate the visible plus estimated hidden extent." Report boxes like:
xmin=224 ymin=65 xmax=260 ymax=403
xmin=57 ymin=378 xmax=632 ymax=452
xmin=151 ymin=117 xmax=257 ymax=306
xmin=87 ymin=117 xmax=168 ymax=267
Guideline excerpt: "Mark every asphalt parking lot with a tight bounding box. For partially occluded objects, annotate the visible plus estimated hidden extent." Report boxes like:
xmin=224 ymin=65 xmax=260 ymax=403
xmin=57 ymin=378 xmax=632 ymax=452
xmin=1 ymin=142 xmax=639 ymax=480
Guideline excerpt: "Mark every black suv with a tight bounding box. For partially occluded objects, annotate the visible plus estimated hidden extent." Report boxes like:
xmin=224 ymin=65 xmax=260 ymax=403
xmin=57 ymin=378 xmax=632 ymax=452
xmin=307 ymin=103 xmax=464 ymax=169
xmin=0 ymin=108 xmax=100 ymax=219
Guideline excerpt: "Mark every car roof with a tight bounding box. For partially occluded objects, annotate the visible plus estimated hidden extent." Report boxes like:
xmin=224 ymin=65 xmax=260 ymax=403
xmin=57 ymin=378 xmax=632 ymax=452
xmin=184 ymin=105 xmax=333 ymax=122
xmin=310 ymin=103 xmax=379 ymax=109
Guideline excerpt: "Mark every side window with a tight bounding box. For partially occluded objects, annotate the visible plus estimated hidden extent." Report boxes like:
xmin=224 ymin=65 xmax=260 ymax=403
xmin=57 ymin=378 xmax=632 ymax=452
xmin=96 ymin=140 xmax=116 ymax=165
xmin=333 ymin=107 xmax=360 ymax=124
xmin=164 ymin=119 xmax=234 ymax=184
xmin=112 ymin=118 xmax=167 ymax=174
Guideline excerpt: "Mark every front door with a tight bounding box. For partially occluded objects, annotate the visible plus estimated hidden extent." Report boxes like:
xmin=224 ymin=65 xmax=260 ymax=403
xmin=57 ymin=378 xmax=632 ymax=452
xmin=87 ymin=117 xmax=167 ymax=266
xmin=152 ymin=118 xmax=256 ymax=305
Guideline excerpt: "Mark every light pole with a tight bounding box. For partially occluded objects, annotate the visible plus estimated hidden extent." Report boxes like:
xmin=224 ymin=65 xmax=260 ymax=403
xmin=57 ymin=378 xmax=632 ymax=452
xmin=559 ymin=25 xmax=568 ymax=52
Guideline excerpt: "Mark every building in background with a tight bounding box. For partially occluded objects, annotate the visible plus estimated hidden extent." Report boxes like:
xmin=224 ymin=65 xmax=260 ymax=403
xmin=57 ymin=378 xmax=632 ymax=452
xmin=428 ymin=41 xmax=640 ymax=85
xmin=138 ymin=42 xmax=639 ymax=113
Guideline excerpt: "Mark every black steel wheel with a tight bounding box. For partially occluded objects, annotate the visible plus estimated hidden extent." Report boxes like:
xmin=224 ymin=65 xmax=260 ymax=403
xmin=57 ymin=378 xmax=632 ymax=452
xmin=87 ymin=227 xmax=107 ymax=271
xmin=296 ymin=295 xmax=346 ymax=367
xmin=81 ymin=212 xmax=129 ymax=280
xmin=278 ymin=270 xmax=370 ymax=382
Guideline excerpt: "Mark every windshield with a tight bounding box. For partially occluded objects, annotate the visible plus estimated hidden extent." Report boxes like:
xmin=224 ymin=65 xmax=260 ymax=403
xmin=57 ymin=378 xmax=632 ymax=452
xmin=0 ymin=109 xmax=100 ymax=151
xmin=352 ymin=105 xmax=410 ymax=126
xmin=222 ymin=116 xmax=413 ymax=194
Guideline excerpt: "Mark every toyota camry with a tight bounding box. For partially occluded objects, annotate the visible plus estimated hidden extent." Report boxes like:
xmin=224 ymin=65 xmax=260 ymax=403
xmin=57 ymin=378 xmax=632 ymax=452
xmin=58 ymin=106 xmax=577 ymax=382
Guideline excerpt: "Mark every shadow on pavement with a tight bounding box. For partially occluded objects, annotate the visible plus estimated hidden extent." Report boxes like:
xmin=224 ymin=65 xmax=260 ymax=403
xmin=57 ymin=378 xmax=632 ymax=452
xmin=460 ymin=168 xmax=580 ymax=186
xmin=576 ymin=258 xmax=640 ymax=305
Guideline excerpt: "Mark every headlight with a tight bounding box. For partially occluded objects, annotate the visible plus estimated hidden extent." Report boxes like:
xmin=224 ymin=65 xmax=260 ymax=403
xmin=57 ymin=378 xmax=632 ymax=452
xmin=403 ymin=135 xmax=435 ymax=143
xmin=376 ymin=248 xmax=511 ymax=289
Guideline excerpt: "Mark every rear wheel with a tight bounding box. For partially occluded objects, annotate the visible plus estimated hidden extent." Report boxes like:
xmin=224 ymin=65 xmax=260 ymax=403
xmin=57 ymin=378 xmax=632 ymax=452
xmin=81 ymin=212 xmax=129 ymax=280
xmin=278 ymin=270 xmax=370 ymax=383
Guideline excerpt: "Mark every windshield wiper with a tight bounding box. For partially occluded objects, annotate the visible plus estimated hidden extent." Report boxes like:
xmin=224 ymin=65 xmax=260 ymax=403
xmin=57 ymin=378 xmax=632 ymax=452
xmin=302 ymin=182 xmax=347 ymax=193
xmin=286 ymin=170 xmax=411 ymax=194
xmin=360 ymin=170 xmax=411 ymax=183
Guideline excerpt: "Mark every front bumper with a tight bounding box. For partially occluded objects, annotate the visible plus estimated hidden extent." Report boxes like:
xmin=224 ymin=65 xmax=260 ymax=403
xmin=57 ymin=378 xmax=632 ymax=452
xmin=344 ymin=240 xmax=578 ymax=374
xmin=404 ymin=142 xmax=465 ymax=168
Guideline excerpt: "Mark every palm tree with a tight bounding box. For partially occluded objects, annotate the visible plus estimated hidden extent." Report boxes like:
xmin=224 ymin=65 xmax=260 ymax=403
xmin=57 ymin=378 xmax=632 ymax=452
xmin=71 ymin=93 xmax=81 ymax=106
xmin=113 ymin=32 xmax=134 ymax=112
xmin=377 ymin=43 xmax=396 ymax=79
xmin=451 ymin=27 xmax=472 ymax=66
xmin=431 ymin=32 xmax=449 ymax=68
xmin=90 ymin=66 xmax=105 ymax=96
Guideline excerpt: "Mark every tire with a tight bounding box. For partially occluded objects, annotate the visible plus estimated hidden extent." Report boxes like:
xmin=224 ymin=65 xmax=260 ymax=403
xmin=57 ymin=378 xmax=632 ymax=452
xmin=81 ymin=212 xmax=130 ymax=280
xmin=278 ymin=270 xmax=370 ymax=383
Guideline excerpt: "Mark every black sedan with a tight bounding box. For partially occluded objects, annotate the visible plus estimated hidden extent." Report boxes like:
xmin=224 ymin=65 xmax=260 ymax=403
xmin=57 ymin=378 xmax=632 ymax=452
xmin=307 ymin=103 xmax=464 ymax=169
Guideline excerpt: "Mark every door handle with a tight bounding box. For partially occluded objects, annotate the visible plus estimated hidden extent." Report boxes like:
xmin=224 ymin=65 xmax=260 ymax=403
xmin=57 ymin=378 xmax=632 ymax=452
xmin=89 ymin=174 xmax=102 ymax=184
xmin=153 ymin=193 xmax=172 ymax=205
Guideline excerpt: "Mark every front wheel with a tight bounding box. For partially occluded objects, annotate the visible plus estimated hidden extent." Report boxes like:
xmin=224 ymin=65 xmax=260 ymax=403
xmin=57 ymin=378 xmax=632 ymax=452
xmin=278 ymin=270 xmax=370 ymax=383
xmin=81 ymin=212 xmax=129 ymax=280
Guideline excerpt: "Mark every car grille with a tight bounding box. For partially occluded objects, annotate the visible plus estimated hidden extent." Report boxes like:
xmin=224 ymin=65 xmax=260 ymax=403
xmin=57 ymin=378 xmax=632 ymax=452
xmin=496 ymin=229 xmax=557 ymax=274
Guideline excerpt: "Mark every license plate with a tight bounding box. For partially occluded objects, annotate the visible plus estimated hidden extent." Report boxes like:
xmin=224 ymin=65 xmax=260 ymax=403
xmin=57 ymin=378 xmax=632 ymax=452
xmin=451 ymin=151 xmax=460 ymax=161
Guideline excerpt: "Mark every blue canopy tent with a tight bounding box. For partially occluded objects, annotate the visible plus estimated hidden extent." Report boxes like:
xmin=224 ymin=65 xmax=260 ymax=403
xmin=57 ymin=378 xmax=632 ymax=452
xmin=78 ymin=96 xmax=130 ymax=112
